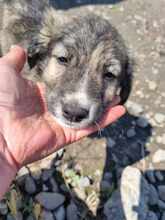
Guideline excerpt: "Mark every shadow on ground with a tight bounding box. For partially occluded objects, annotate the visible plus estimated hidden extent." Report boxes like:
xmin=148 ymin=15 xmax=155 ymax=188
xmin=49 ymin=0 xmax=124 ymax=9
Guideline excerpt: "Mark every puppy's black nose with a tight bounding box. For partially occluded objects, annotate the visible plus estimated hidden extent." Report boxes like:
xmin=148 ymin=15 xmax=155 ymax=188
xmin=62 ymin=103 xmax=89 ymax=122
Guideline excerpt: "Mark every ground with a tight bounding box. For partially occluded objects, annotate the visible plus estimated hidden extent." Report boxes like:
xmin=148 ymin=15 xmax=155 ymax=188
xmin=0 ymin=0 xmax=165 ymax=220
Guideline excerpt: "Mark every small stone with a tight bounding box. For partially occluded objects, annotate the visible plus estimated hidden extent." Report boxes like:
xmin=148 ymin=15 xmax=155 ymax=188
xmin=158 ymin=200 xmax=165 ymax=210
xmin=103 ymin=172 xmax=113 ymax=181
xmin=148 ymin=184 xmax=159 ymax=206
xmin=7 ymin=214 xmax=15 ymax=220
xmin=100 ymin=180 xmax=112 ymax=191
xmin=95 ymin=170 xmax=101 ymax=176
xmin=66 ymin=202 xmax=79 ymax=220
xmin=156 ymin=136 xmax=163 ymax=144
xmin=126 ymin=101 xmax=144 ymax=115
xmin=31 ymin=170 xmax=42 ymax=181
xmin=15 ymin=212 xmax=23 ymax=220
xmin=126 ymin=128 xmax=136 ymax=138
xmin=42 ymin=184 xmax=49 ymax=192
xmin=74 ymin=187 xmax=86 ymax=200
xmin=146 ymin=211 xmax=158 ymax=220
xmin=154 ymin=113 xmax=165 ymax=124
xmin=152 ymin=67 xmax=159 ymax=75
xmin=162 ymin=134 xmax=165 ymax=145
xmin=158 ymin=186 xmax=165 ymax=201
xmin=155 ymin=171 xmax=164 ymax=181
xmin=35 ymin=192 xmax=65 ymax=210
xmin=25 ymin=176 xmax=37 ymax=194
xmin=74 ymin=164 xmax=83 ymax=174
xmin=42 ymin=169 xmax=53 ymax=182
xmin=136 ymin=117 xmax=149 ymax=128
xmin=17 ymin=166 xmax=29 ymax=177
xmin=0 ymin=201 xmax=8 ymax=215
xmin=57 ymin=149 xmax=64 ymax=159
xmin=50 ymin=178 xmax=59 ymax=192
xmin=104 ymin=190 xmax=125 ymax=220
xmin=107 ymin=137 xmax=116 ymax=148
xmin=60 ymin=184 xmax=70 ymax=193
xmin=79 ymin=176 xmax=90 ymax=188
xmin=148 ymin=81 xmax=157 ymax=90
xmin=119 ymin=6 xmax=124 ymax=12
xmin=26 ymin=215 xmax=35 ymax=220
xmin=153 ymin=150 xmax=165 ymax=163
xmin=42 ymin=210 xmax=54 ymax=220
xmin=145 ymin=170 xmax=156 ymax=184
xmin=161 ymin=212 xmax=165 ymax=220
xmin=54 ymin=206 xmax=65 ymax=220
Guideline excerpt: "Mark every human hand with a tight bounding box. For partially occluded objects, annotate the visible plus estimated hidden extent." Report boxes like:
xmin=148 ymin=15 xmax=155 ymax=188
xmin=0 ymin=46 xmax=126 ymax=198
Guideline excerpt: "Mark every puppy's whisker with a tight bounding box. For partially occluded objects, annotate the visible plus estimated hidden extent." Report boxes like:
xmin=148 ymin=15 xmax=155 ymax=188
xmin=94 ymin=121 xmax=103 ymax=138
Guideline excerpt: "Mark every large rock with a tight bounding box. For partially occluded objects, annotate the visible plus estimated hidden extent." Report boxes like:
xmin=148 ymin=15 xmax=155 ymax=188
xmin=104 ymin=166 xmax=150 ymax=220
xmin=121 ymin=166 xmax=149 ymax=220
xmin=35 ymin=192 xmax=65 ymax=210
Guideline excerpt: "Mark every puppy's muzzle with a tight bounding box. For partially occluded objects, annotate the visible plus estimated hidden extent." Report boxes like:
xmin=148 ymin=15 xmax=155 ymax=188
xmin=62 ymin=101 xmax=89 ymax=123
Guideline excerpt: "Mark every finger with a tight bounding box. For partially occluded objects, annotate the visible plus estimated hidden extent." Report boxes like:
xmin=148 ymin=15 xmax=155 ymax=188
xmin=75 ymin=105 xmax=126 ymax=139
xmin=2 ymin=45 xmax=26 ymax=72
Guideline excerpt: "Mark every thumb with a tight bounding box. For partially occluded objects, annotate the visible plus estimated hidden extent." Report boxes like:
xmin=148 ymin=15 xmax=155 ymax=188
xmin=2 ymin=45 xmax=26 ymax=72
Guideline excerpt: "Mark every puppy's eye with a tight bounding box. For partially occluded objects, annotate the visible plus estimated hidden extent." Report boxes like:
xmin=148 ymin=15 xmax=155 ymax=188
xmin=104 ymin=59 xmax=121 ymax=80
xmin=103 ymin=71 xmax=116 ymax=80
xmin=57 ymin=56 xmax=68 ymax=64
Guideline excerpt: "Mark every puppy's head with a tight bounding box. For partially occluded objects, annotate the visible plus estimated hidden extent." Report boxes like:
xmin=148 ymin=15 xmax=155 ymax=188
xmin=28 ymin=11 xmax=132 ymax=129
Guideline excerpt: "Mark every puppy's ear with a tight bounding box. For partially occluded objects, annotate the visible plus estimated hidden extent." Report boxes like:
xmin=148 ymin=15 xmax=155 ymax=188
xmin=119 ymin=59 xmax=133 ymax=104
xmin=27 ymin=8 xmax=72 ymax=69
xmin=27 ymin=39 xmax=47 ymax=69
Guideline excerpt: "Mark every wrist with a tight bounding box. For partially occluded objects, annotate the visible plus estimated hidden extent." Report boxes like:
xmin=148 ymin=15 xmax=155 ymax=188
xmin=0 ymin=134 xmax=18 ymax=200
xmin=0 ymin=157 xmax=17 ymax=200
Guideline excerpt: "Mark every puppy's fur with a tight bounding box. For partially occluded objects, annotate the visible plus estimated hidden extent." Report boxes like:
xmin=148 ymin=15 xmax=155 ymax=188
xmin=0 ymin=0 xmax=132 ymax=128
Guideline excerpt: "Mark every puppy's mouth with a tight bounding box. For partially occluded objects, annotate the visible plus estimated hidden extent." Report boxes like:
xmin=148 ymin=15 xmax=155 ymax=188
xmin=53 ymin=103 xmax=100 ymax=129
xmin=51 ymin=96 xmax=120 ymax=129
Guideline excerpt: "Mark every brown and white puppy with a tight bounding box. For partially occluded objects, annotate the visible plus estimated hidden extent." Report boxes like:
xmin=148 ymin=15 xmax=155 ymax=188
xmin=0 ymin=0 xmax=132 ymax=129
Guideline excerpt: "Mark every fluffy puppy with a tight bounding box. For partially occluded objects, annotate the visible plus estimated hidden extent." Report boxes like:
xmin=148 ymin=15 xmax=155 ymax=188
xmin=0 ymin=0 xmax=132 ymax=128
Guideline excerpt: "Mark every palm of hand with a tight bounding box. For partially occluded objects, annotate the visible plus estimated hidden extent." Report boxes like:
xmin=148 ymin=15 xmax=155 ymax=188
xmin=0 ymin=47 xmax=125 ymax=169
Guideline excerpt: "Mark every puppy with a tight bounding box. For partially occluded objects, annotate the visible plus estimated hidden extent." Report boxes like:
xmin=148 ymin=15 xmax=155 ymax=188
xmin=0 ymin=0 xmax=132 ymax=129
